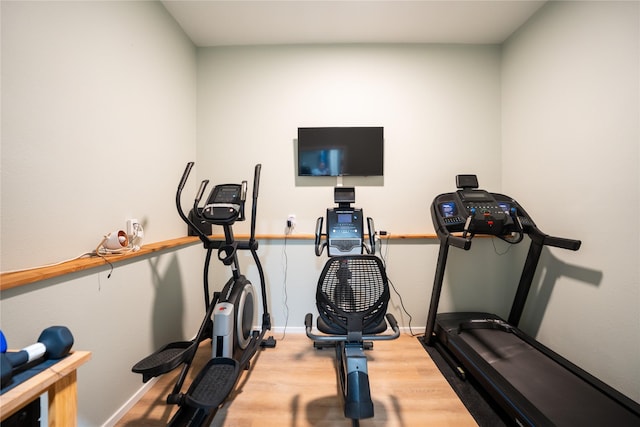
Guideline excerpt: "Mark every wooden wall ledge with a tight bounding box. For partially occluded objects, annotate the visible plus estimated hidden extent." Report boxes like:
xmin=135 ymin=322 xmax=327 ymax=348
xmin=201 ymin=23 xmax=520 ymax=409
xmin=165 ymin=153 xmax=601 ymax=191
xmin=0 ymin=233 xmax=437 ymax=291
xmin=0 ymin=236 xmax=201 ymax=291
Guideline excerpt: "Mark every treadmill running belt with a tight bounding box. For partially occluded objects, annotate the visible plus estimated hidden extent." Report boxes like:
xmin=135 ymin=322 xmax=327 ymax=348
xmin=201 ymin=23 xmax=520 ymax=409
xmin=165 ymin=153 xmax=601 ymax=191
xmin=461 ymin=328 xmax=639 ymax=426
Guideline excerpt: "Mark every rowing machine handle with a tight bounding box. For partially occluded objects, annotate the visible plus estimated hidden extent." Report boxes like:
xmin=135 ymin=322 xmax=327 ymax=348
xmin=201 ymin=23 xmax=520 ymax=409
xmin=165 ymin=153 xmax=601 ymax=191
xmin=367 ymin=217 xmax=376 ymax=255
xmin=314 ymin=217 xmax=326 ymax=256
xmin=385 ymin=313 xmax=399 ymax=332
xmin=304 ymin=313 xmax=313 ymax=329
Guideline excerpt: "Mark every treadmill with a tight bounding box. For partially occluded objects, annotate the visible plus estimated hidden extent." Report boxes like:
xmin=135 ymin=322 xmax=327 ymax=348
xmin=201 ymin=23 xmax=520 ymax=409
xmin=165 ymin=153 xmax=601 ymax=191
xmin=423 ymin=174 xmax=640 ymax=426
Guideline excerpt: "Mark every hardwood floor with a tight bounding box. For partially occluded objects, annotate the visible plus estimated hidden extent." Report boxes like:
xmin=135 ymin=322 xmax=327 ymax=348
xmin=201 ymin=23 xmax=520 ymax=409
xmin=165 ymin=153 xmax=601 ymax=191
xmin=116 ymin=333 xmax=477 ymax=427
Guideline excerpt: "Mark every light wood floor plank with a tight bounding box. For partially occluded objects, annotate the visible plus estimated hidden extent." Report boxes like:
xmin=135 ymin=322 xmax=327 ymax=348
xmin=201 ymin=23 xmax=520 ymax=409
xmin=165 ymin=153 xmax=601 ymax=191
xmin=116 ymin=333 xmax=476 ymax=426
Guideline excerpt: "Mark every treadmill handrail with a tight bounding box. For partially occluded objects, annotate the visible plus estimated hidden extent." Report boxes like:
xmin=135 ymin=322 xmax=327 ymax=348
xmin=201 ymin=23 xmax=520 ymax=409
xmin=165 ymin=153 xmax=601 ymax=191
xmin=430 ymin=202 xmax=472 ymax=250
xmin=542 ymin=234 xmax=581 ymax=251
xmin=508 ymin=224 xmax=581 ymax=326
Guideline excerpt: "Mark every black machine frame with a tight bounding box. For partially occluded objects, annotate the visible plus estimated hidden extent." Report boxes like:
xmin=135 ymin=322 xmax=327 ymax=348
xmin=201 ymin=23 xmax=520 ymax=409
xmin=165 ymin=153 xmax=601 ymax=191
xmin=422 ymin=174 xmax=640 ymax=426
xmin=131 ymin=162 xmax=275 ymax=426
xmin=305 ymin=187 xmax=400 ymax=426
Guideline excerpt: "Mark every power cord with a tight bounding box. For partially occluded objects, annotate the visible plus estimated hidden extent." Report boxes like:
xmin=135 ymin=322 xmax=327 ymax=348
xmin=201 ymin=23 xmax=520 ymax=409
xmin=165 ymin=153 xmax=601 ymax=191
xmin=279 ymin=226 xmax=291 ymax=340
xmin=3 ymin=225 xmax=144 ymax=278
xmin=95 ymin=224 xmax=145 ymax=278
xmin=378 ymin=232 xmax=417 ymax=336
xmin=492 ymin=235 xmax=515 ymax=256
xmin=1 ymin=252 xmax=94 ymax=275
xmin=95 ymin=224 xmax=144 ymax=256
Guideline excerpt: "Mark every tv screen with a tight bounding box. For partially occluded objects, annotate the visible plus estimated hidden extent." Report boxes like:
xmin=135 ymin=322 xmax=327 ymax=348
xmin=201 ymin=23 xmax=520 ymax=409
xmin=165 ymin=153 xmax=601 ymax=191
xmin=297 ymin=127 xmax=384 ymax=176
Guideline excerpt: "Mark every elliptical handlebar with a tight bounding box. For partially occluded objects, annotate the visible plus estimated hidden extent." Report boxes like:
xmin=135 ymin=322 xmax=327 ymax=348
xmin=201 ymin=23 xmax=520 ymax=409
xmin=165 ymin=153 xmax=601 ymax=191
xmin=195 ymin=180 xmax=209 ymax=207
xmin=176 ymin=162 xmax=264 ymax=248
xmin=192 ymin=180 xmax=210 ymax=221
xmin=252 ymin=164 xmax=261 ymax=200
xmin=178 ymin=161 xmax=195 ymax=191
xmin=237 ymin=181 xmax=248 ymax=222
xmin=176 ymin=162 xmax=209 ymax=243
xmin=249 ymin=164 xmax=261 ymax=246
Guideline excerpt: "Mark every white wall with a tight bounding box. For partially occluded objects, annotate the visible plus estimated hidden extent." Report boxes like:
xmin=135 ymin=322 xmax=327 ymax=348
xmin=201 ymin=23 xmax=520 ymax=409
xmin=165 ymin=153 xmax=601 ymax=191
xmin=196 ymin=43 xmax=512 ymax=337
xmin=1 ymin=0 xmax=197 ymax=271
xmin=502 ymin=1 xmax=639 ymax=401
xmin=196 ymin=44 xmax=503 ymax=235
xmin=0 ymin=2 xmax=204 ymax=425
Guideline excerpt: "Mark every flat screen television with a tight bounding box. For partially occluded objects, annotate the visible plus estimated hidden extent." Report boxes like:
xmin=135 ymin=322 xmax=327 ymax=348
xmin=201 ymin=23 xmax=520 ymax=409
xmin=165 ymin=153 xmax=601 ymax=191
xmin=297 ymin=127 xmax=384 ymax=177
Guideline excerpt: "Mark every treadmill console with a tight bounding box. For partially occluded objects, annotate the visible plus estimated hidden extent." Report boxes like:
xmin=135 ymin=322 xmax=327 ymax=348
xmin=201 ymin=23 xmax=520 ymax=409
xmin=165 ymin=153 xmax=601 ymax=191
xmin=432 ymin=175 xmax=531 ymax=247
xmin=202 ymin=183 xmax=247 ymax=224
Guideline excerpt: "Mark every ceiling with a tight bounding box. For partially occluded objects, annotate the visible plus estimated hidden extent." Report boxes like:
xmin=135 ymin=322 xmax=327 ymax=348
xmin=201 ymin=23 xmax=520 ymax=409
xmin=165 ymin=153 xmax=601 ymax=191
xmin=162 ymin=1 xmax=547 ymax=47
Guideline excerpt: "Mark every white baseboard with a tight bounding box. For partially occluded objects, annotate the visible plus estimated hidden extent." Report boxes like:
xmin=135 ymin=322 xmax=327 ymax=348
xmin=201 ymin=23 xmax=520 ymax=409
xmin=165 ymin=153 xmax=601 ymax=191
xmin=101 ymin=377 xmax=158 ymax=427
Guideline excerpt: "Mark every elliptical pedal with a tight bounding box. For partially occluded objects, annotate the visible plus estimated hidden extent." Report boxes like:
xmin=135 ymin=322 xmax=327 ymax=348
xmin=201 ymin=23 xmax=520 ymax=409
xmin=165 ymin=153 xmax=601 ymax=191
xmin=132 ymin=341 xmax=195 ymax=383
xmin=184 ymin=357 xmax=240 ymax=409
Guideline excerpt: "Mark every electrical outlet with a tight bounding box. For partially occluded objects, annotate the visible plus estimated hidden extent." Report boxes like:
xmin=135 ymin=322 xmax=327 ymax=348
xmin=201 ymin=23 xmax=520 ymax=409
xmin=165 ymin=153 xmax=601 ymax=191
xmin=127 ymin=218 xmax=139 ymax=238
xmin=287 ymin=214 xmax=296 ymax=229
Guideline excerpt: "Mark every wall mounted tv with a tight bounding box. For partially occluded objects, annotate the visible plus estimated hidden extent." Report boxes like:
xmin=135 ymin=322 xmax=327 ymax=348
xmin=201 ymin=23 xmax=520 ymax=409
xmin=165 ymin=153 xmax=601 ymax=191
xmin=297 ymin=127 xmax=384 ymax=177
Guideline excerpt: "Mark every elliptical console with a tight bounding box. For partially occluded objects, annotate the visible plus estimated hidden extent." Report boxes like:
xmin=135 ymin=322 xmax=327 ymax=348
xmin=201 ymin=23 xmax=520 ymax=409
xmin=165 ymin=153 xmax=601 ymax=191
xmin=201 ymin=183 xmax=246 ymax=223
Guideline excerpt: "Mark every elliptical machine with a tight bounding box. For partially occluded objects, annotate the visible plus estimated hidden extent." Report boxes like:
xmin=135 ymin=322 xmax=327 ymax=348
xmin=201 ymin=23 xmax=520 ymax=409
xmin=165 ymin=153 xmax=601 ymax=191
xmin=132 ymin=162 xmax=275 ymax=426
xmin=305 ymin=187 xmax=400 ymax=426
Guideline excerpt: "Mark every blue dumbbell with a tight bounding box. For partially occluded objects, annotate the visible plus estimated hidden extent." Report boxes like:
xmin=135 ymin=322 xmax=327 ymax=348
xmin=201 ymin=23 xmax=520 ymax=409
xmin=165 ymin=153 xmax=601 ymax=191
xmin=0 ymin=327 xmax=74 ymax=387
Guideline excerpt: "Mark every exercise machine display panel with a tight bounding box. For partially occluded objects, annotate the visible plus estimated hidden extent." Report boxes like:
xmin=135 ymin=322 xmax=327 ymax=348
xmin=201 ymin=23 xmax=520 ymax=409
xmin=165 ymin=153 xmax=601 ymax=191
xmin=202 ymin=183 xmax=246 ymax=224
xmin=327 ymin=208 xmax=364 ymax=256
xmin=433 ymin=190 xmax=523 ymax=237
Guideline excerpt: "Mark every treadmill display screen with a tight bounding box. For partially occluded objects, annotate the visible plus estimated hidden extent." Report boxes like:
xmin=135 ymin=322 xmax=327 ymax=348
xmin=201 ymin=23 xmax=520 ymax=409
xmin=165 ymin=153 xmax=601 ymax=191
xmin=440 ymin=202 xmax=457 ymax=218
xmin=498 ymin=202 xmax=511 ymax=213
xmin=460 ymin=190 xmax=492 ymax=202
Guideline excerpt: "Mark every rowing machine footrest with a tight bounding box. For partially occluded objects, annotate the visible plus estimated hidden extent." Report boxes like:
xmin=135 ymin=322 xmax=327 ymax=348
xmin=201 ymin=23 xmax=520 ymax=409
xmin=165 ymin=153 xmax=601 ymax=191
xmin=132 ymin=341 xmax=194 ymax=382
xmin=184 ymin=357 xmax=240 ymax=409
xmin=344 ymin=370 xmax=374 ymax=420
